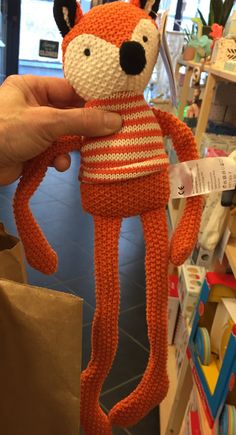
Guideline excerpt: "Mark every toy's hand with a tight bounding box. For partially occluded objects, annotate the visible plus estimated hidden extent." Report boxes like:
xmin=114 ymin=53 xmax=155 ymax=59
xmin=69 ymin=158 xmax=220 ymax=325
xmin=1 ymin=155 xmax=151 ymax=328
xmin=0 ymin=75 xmax=122 ymax=185
xmin=170 ymin=196 xmax=203 ymax=265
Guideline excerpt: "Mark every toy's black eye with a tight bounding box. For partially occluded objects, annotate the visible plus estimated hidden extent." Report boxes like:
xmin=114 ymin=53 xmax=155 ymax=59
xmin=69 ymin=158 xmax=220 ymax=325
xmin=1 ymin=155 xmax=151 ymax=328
xmin=84 ymin=48 xmax=90 ymax=56
xmin=143 ymin=36 xmax=148 ymax=42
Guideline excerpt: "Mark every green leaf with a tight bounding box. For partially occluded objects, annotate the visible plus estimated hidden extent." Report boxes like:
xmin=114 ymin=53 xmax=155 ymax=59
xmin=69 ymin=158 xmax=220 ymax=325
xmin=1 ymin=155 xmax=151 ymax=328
xmin=211 ymin=0 xmax=223 ymax=25
xmin=222 ymin=0 xmax=234 ymax=27
xmin=197 ymin=8 xmax=207 ymax=26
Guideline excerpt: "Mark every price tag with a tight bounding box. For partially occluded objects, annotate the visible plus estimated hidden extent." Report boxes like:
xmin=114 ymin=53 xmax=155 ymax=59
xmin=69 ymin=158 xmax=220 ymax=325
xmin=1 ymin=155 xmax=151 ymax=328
xmin=169 ymin=157 xmax=236 ymax=199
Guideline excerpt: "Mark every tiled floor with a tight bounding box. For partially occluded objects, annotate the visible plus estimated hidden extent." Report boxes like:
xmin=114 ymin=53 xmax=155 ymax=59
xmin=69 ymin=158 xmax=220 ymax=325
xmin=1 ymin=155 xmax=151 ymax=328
xmin=0 ymin=152 xmax=160 ymax=435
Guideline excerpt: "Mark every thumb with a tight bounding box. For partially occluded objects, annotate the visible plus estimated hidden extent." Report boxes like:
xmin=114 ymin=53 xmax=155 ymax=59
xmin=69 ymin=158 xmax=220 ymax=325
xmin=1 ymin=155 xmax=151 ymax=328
xmin=35 ymin=106 xmax=122 ymax=140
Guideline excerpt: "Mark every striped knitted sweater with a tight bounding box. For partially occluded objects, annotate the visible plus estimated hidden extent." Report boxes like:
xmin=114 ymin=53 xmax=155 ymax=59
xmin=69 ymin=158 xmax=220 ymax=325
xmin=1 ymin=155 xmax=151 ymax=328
xmin=80 ymin=92 xmax=169 ymax=183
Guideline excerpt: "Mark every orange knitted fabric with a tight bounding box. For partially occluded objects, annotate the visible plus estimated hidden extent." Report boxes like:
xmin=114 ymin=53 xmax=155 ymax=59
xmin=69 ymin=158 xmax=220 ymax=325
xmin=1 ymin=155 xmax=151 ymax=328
xmin=13 ymin=1 xmax=203 ymax=433
xmin=13 ymin=109 xmax=202 ymax=433
xmin=153 ymin=109 xmax=203 ymax=265
xmin=62 ymin=2 xmax=154 ymax=55
xmin=13 ymin=136 xmax=81 ymax=274
xmin=80 ymin=215 xmax=121 ymax=435
xmin=81 ymin=93 xmax=168 ymax=183
xmin=110 ymin=208 xmax=169 ymax=426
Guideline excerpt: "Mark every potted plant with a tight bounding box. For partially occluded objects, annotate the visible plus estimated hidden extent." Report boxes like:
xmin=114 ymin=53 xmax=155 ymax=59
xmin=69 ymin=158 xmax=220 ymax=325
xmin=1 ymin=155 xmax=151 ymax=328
xmin=182 ymin=26 xmax=197 ymax=61
xmin=198 ymin=0 xmax=234 ymax=35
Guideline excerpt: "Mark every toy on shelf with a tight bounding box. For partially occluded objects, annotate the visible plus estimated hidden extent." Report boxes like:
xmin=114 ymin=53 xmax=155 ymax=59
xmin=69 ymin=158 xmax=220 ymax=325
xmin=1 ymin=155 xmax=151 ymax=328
xmin=189 ymin=35 xmax=212 ymax=63
xmin=12 ymin=0 xmax=203 ymax=434
xmin=185 ymin=86 xmax=202 ymax=127
xmin=211 ymin=37 xmax=236 ymax=71
xmin=178 ymin=264 xmax=205 ymax=324
xmin=195 ymin=327 xmax=211 ymax=365
xmin=184 ymin=65 xmax=203 ymax=128
xmin=188 ymin=272 xmax=236 ymax=429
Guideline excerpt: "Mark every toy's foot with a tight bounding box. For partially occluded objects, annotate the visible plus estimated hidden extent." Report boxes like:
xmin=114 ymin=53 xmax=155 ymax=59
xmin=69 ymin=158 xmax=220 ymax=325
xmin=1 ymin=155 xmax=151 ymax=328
xmin=80 ymin=373 xmax=113 ymax=435
xmin=25 ymin=246 xmax=57 ymax=275
xmin=109 ymin=372 xmax=169 ymax=427
xmin=81 ymin=405 xmax=112 ymax=435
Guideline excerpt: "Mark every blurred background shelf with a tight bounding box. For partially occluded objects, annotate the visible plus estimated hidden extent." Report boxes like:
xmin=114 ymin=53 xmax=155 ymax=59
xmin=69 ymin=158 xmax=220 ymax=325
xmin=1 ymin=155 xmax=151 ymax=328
xmin=225 ymin=238 xmax=236 ymax=278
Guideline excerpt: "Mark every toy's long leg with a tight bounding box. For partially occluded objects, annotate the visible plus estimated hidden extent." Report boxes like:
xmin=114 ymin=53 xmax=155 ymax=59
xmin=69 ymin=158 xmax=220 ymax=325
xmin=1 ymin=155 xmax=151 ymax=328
xmin=13 ymin=137 xmax=80 ymax=274
xmin=109 ymin=208 xmax=169 ymax=428
xmin=80 ymin=215 xmax=122 ymax=435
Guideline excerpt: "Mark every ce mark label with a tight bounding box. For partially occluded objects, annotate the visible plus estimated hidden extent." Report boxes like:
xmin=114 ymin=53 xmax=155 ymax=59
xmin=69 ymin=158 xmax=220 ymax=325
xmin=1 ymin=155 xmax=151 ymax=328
xmin=178 ymin=185 xmax=185 ymax=195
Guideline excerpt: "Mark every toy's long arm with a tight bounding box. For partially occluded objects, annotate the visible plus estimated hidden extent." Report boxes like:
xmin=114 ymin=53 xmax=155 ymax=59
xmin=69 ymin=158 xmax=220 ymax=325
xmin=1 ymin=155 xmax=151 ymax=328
xmin=13 ymin=136 xmax=81 ymax=274
xmin=153 ymin=109 xmax=203 ymax=265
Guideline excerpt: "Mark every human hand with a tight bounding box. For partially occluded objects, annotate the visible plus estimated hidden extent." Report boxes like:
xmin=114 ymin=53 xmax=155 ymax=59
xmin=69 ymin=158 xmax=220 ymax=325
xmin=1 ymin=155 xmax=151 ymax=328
xmin=0 ymin=75 xmax=122 ymax=185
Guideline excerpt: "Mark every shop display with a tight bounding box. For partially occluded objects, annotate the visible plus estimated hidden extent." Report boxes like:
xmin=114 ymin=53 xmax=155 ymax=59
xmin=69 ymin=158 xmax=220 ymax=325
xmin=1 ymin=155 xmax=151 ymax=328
xmin=188 ymin=272 xmax=236 ymax=427
xmin=162 ymin=3 xmax=236 ymax=434
xmin=10 ymin=0 xmax=203 ymax=433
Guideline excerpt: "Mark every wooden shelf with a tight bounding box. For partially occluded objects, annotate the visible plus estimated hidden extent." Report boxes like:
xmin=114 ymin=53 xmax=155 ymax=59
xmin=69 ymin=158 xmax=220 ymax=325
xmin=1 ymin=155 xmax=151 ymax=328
xmin=211 ymin=67 xmax=236 ymax=84
xmin=160 ymin=346 xmax=177 ymax=434
xmin=161 ymin=348 xmax=193 ymax=434
xmin=225 ymin=237 xmax=236 ymax=278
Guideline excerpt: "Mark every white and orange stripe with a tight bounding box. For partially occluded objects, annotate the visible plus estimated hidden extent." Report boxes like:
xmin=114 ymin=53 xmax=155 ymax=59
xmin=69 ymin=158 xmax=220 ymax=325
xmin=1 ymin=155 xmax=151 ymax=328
xmin=80 ymin=92 xmax=168 ymax=183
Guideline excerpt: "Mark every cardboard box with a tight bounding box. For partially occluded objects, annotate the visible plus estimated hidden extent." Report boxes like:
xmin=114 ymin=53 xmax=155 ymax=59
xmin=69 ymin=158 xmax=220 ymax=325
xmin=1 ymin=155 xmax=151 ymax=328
xmin=168 ymin=274 xmax=179 ymax=344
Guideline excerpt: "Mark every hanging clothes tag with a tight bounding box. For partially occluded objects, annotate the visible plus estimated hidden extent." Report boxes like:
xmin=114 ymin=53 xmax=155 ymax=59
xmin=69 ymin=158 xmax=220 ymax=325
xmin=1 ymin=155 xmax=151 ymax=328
xmin=169 ymin=157 xmax=236 ymax=199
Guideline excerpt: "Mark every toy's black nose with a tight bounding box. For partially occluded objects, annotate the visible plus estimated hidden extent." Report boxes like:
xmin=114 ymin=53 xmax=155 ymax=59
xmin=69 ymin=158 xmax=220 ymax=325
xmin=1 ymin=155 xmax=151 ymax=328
xmin=120 ymin=41 xmax=146 ymax=75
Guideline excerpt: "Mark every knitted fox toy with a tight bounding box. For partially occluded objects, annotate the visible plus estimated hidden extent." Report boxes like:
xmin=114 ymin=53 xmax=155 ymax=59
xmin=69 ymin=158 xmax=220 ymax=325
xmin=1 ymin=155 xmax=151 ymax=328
xmin=13 ymin=0 xmax=203 ymax=434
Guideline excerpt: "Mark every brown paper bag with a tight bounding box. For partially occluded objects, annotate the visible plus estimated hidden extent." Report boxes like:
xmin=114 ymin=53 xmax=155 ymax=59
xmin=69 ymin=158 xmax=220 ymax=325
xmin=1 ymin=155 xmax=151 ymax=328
xmin=0 ymin=223 xmax=27 ymax=283
xmin=0 ymin=279 xmax=83 ymax=435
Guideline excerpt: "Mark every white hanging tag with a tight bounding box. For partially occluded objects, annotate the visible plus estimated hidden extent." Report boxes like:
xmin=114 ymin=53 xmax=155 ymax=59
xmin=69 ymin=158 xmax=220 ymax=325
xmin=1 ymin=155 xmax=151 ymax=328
xmin=169 ymin=157 xmax=236 ymax=199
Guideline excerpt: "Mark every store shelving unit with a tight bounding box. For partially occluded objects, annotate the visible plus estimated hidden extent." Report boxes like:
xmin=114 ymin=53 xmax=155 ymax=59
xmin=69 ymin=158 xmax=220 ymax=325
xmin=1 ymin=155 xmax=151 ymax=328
xmin=161 ymin=350 xmax=193 ymax=434
xmin=172 ymin=58 xmax=236 ymax=268
xmin=175 ymin=60 xmax=236 ymax=150
xmin=162 ymin=59 xmax=236 ymax=434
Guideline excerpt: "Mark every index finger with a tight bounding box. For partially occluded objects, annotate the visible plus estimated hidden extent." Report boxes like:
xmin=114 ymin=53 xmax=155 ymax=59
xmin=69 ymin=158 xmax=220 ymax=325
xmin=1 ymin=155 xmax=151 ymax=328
xmin=22 ymin=75 xmax=85 ymax=108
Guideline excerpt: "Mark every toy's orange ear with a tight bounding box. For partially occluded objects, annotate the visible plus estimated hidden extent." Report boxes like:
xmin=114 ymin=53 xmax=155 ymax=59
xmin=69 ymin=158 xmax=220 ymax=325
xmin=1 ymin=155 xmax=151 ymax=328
xmin=130 ymin=0 xmax=160 ymax=19
xmin=53 ymin=0 xmax=83 ymax=37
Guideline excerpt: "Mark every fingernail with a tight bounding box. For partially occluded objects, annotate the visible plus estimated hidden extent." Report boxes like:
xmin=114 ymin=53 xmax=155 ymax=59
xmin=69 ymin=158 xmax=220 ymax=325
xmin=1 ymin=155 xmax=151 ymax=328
xmin=104 ymin=112 xmax=122 ymax=131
